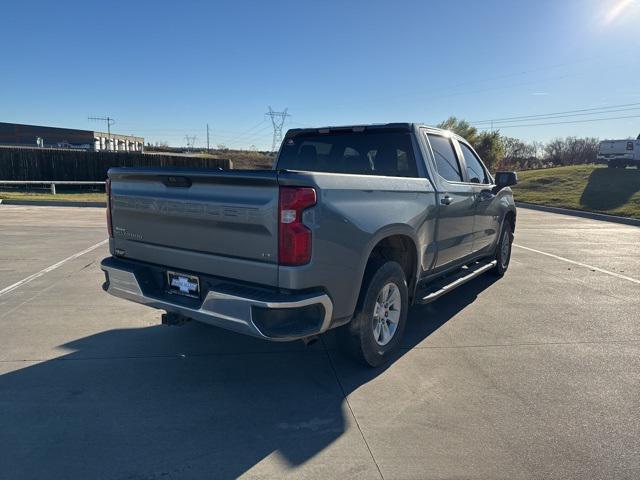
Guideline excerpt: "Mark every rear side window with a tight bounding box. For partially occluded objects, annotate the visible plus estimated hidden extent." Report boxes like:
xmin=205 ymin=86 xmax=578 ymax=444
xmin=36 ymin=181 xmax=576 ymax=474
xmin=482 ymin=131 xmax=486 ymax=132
xmin=276 ymin=130 xmax=417 ymax=177
xmin=459 ymin=143 xmax=489 ymax=184
xmin=427 ymin=133 xmax=462 ymax=182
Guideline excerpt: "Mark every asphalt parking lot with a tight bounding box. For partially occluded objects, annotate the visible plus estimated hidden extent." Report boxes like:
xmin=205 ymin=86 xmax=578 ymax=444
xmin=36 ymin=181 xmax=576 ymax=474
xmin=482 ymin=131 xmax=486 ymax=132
xmin=0 ymin=205 xmax=638 ymax=480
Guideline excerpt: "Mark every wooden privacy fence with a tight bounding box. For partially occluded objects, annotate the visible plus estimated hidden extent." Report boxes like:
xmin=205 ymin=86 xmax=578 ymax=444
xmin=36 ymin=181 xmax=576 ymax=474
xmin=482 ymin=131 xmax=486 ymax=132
xmin=0 ymin=147 xmax=231 ymax=181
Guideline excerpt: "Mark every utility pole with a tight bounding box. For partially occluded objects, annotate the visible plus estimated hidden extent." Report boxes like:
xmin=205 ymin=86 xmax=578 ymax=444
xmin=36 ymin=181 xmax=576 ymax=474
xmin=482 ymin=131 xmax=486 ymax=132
xmin=88 ymin=115 xmax=115 ymax=140
xmin=206 ymin=124 xmax=210 ymax=152
xmin=266 ymin=106 xmax=290 ymax=152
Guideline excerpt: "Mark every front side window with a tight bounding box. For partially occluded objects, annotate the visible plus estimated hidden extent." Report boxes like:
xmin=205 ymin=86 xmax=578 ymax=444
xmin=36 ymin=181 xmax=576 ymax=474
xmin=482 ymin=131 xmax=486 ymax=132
xmin=459 ymin=143 xmax=489 ymax=184
xmin=426 ymin=133 xmax=462 ymax=182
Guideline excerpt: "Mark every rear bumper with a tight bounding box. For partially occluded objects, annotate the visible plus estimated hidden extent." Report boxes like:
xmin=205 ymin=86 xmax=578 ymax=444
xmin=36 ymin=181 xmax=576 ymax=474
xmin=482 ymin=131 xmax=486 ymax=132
xmin=100 ymin=256 xmax=333 ymax=341
xmin=598 ymin=154 xmax=635 ymax=162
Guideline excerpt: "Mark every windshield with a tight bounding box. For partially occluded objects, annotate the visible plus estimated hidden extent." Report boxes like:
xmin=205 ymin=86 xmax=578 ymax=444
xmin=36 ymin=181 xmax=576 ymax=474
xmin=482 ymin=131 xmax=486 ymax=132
xmin=276 ymin=130 xmax=417 ymax=177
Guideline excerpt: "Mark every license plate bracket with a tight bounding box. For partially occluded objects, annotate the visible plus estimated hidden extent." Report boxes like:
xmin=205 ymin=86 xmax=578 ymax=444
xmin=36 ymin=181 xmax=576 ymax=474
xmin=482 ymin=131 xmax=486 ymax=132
xmin=166 ymin=271 xmax=201 ymax=298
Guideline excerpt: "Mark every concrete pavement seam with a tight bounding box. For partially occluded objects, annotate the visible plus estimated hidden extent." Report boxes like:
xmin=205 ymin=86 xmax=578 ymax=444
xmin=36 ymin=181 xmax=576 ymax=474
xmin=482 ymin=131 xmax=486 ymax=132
xmin=320 ymin=336 xmax=385 ymax=480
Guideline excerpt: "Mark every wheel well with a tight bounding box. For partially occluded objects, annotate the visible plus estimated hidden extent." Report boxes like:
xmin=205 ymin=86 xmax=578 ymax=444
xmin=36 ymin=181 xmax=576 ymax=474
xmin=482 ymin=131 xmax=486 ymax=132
xmin=366 ymin=235 xmax=418 ymax=296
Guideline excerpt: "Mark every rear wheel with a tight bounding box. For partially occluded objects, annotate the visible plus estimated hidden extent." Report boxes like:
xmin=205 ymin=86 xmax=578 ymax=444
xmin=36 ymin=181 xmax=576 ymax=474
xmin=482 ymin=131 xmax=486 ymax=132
xmin=491 ymin=219 xmax=513 ymax=277
xmin=337 ymin=260 xmax=408 ymax=367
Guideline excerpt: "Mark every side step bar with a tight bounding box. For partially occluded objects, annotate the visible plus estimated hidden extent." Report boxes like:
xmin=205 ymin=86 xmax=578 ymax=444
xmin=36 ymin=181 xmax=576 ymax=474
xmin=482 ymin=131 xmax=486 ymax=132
xmin=415 ymin=260 xmax=497 ymax=304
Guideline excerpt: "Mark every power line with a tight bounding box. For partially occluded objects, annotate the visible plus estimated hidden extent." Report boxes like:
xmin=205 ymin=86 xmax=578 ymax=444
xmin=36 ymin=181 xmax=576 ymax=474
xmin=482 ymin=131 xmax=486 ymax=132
xmin=134 ymin=128 xmax=271 ymax=142
xmin=266 ymin=106 xmax=290 ymax=151
xmin=225 ymin=119 xmax=268 ymax=144
xmin=229 ymin=125 xmax=271 ymax=142
xmin=485 ymin=106 xmax=640 ymax=126
xmin=472 ymin=102 xmax=640 ymax=125
xmin=477 ymin=113 xmax=640 ymax=130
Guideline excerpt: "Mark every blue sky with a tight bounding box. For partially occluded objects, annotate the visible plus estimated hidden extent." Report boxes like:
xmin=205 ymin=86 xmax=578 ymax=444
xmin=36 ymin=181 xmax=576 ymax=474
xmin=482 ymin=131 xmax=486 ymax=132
xmin=2 ymin=0 xmax=639 ymax=149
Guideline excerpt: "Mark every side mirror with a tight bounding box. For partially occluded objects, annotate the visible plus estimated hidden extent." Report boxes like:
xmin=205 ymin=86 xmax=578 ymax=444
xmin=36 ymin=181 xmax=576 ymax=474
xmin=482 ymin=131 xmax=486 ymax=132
xmin=494 ymin=171 xmax=518 ymax=190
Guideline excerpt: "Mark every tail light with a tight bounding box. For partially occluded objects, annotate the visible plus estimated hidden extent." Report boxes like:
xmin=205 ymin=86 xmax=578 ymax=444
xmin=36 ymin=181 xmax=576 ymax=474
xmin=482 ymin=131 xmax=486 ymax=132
xmin=278 ymin=187 xmax=316 ymax=266
xmin=105 ymin=178 xmax=113 ymax=237
xmin=627 ymin=141 xmax=634 ymax=151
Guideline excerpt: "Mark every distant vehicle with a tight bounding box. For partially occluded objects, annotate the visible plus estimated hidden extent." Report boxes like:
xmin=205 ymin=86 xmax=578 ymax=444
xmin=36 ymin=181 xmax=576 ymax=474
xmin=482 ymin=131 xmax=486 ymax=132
xmin=101 ymin=123 xmax=517 ymax=366
xmin=597 ymin=137 xmax=640 ymax=168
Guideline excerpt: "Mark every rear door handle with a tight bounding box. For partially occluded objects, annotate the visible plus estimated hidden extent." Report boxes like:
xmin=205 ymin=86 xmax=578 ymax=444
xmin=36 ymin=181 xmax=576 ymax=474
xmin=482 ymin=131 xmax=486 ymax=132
xmin=441 ymin=195 xmax=452 ymax=205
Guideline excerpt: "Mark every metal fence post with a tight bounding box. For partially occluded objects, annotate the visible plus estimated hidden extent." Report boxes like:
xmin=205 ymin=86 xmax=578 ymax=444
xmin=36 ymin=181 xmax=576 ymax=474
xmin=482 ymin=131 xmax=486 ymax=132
xmin=50 ymin=183 xmax=56 ymax=195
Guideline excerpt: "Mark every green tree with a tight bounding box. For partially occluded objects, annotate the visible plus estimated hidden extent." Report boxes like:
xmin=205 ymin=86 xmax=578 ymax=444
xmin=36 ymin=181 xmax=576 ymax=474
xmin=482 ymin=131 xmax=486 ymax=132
xmin=436 ymin=116 xmax=478 ymax=144
xmin=436 ymin=117 xmax=503 ymax=171
xmin=474 ymin=131 xmax=504 ymax=171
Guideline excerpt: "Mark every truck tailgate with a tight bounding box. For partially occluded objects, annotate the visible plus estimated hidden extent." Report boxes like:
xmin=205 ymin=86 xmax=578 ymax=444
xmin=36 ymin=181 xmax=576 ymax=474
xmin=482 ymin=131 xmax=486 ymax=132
xmin=108 ymin=168 xmax=279 ymax=285
xmin=599 ymin=140 xmax=633 ymax=155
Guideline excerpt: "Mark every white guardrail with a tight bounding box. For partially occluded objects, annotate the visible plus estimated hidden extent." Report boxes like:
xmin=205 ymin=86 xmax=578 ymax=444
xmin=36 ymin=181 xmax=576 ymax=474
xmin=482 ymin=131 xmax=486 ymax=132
xmin=0 ymin=181 xmax=105 ymax=195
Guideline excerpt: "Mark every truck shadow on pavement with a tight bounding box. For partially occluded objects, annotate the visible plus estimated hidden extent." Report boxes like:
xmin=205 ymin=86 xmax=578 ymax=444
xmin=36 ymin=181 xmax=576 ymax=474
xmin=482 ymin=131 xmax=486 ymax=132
xmin=0 ymin=276 xmax=498 ymax=479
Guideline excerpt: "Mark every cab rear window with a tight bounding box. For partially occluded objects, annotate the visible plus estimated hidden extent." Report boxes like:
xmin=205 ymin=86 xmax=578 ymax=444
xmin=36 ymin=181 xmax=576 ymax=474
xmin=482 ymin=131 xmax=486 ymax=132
xmin=276 ymin=130 xmax=418 ymax=177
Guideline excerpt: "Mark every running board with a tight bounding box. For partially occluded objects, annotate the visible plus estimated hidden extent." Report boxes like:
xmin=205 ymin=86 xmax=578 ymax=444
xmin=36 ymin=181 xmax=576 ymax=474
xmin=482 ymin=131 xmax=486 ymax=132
xmin=415 ymin=260 xmax=497 ymax=304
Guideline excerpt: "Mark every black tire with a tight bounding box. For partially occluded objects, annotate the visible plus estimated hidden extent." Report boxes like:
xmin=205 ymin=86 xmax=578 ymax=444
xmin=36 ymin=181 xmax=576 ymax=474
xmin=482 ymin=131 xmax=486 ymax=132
xmin=337 ymin=260 xmax=408 ymax=367
xmin=491 ymin=219 xmax=514 ymax=277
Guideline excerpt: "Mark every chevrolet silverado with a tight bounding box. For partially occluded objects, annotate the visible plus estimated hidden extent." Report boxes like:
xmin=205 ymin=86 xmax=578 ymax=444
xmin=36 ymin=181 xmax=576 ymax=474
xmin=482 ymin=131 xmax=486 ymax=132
xmin=101 ymin=123 xmax=517 ymax=366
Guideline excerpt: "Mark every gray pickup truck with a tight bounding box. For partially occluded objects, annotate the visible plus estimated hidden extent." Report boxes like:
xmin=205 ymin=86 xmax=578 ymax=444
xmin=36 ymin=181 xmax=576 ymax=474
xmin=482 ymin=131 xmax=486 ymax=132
xmin=101 ymin=123 xmax=517 ymax=366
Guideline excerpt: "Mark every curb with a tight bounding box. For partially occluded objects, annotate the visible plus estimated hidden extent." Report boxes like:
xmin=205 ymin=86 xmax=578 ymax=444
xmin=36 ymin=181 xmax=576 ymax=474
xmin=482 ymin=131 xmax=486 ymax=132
xmin=0 ymin=199 xmax=106 ymax=208
xmin=517 ymin=202 xmax=640 ymax=227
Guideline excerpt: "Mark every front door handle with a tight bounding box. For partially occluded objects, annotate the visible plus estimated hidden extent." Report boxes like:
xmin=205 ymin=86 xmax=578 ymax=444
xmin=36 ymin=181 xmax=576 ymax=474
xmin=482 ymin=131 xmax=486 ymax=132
xmin=441 ymin=195 xmax=452 ymax=205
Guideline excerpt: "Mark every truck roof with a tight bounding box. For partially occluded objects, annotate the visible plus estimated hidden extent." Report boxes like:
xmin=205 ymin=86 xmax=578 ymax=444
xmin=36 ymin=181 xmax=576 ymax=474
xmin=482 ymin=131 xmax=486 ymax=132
xmin=285 ymin=123 xmax=465 ymax=141
xmin=599 ymin=138 xmax=637 ymax=142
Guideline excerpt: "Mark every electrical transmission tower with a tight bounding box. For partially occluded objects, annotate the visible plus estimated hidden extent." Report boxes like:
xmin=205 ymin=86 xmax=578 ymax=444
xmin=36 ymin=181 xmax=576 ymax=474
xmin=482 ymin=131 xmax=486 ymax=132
xmin=184 ymin=135 xmax=197 ymax=150
xmin=266 ymin=106 xmax=290 ymax=151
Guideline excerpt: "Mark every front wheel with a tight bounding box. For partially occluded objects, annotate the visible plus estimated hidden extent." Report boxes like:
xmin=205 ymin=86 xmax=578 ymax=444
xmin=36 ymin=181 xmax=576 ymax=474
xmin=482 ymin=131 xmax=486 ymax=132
xmin=491 ymin=219 xmax=513 ymax=277
xmin=337 ymin=260 xmax=408 ymax=367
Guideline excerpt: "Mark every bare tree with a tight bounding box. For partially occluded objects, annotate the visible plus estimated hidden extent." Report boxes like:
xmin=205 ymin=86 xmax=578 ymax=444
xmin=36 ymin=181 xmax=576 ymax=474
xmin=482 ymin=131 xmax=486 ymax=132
xmin=544 ymin=137 xmax=599 ymax=166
